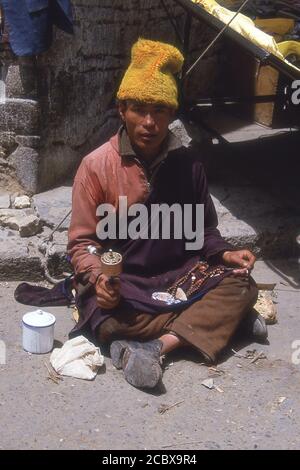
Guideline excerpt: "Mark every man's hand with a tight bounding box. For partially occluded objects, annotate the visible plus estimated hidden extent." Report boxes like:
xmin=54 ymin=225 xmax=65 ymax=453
xmin=222 ymin=249 xmax=256 ymax=277
xmin=95 ymin=274 xmax=121 ymax=309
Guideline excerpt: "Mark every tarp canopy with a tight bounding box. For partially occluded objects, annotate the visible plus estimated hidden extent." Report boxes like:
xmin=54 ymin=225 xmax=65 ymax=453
xmin=219 ymin=1 xmax=300 ymax=20
xmin=174 ymin=0 xmax=300 ymax=80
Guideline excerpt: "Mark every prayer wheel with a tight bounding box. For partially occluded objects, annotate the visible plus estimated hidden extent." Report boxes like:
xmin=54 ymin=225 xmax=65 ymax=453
xmin=100 ymin=249 xmax=123 ymax=277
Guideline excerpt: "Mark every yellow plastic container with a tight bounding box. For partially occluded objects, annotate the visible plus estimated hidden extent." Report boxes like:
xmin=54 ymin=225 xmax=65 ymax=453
xmin=277 ymin=41 xmax=300 ymax=59
xmin=254 ymin=40 xmax=300 ymax=128
xmin=255 ymin=18 xmax=295 ymax=42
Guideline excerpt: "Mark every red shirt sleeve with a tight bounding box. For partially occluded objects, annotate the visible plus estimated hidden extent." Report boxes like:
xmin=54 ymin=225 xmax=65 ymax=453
xmin=67 ymin=159 xmax=104 ymax=285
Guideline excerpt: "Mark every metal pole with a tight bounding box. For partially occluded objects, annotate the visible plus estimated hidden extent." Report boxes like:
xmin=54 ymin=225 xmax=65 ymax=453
xmin=180 ymin=11 xmax=192 ymax=105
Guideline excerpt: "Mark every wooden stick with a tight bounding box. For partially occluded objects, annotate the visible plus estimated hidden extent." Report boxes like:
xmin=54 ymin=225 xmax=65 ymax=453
xmin=159 ymin=400 xmax=184 ymax=415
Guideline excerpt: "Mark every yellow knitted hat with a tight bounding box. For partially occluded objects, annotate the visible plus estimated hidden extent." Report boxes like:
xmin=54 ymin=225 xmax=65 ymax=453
xmin=117 ymin=38 xmax=184 ymax=109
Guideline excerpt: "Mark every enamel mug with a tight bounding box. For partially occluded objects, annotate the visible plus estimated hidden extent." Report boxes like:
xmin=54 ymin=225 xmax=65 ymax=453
xmin=22 ymin=309 xmax=56 ymax=354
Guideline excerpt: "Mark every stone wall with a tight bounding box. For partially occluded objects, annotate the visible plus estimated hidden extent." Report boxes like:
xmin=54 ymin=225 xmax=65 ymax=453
xmin=0 ymin=41 xmax=40 ymax=195
xmin=0 ymin=0 xmax=222 ymax=194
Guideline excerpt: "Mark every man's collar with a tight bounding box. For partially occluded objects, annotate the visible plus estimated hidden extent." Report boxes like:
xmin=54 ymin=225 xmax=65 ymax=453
xmin=118 ymin=125 xmax=182 ymax=169
xmin=118 ymin=126 xmax=136 ymax=158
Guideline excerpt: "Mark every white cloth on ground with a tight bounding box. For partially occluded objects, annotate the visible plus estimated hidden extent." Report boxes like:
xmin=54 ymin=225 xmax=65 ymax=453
xmin=50 ymin=335 xmax=104 ymax=380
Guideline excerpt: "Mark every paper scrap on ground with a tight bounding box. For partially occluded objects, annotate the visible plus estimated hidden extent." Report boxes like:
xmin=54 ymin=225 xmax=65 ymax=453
xmin=254 ymin=290 xmax=277 ymax=324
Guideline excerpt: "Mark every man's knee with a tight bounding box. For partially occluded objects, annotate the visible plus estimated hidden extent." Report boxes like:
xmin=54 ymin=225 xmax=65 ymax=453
xmin=236 ymin=276 xmax=258 ymax=308
xmin=224 ymin=275 xmax=258 ymax=308
xmin=98 ymin=317 xmax=121 ymax=344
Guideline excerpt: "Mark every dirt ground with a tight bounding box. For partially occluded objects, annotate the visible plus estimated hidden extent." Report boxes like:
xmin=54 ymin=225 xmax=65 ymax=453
xmin=0 ymin=259 xmax=300 ymax=450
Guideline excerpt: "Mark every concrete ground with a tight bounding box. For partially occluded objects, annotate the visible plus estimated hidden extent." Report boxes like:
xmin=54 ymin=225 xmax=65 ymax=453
xmin=0 ymin=258 xmax=299 ymax=450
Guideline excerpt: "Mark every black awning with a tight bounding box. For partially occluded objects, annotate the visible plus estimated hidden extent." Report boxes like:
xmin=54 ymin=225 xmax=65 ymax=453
xmin=174 ymin=0 xmax=300 ymax=80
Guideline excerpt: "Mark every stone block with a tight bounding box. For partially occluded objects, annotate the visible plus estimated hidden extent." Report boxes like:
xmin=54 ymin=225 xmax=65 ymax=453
xmin=169 ymin=120 xmax=191 ymax=148
xmin=9 ymin=146 xmax=39 ymax=194
xmin=13 ymin=196 xmax=31 ymax=209
xmin=15 ymin=135 xmax=41 ymax=149
xmin=0 ymin=229 xmax=43 ymax=280
xmin=0 ymin=208 xmax=26 ymax=226
xmin=33 ymin=187 xmax=72 ymax=230
xmin=17 ymin=215 xmax=42 ymax=237
xmin=0 ymin=131 xmax=17 ymax=154
xmin=0 ymin=193 xmax=10 ymax=209
xmin=0 ymin=99 xmax=39 ymax=135
xmin=0 ymin=208 xmax=41 ymax=236
xmin=5 ymin=60 xmax=37 ymax=99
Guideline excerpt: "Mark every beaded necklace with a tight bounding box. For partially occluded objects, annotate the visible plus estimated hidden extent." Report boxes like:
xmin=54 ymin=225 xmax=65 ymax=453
xmin=167 ymin=261 xmax=227 ymax=299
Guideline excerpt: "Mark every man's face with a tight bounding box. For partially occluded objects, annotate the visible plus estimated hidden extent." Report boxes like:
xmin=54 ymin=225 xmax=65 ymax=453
xmin=119 ymin=101 xmax=175 ymax=159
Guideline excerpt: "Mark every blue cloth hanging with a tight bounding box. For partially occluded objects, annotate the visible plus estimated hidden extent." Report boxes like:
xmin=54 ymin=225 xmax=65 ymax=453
xmin=0 ymin=0 xmax=73 ymax=56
